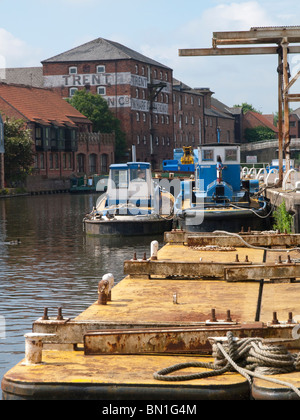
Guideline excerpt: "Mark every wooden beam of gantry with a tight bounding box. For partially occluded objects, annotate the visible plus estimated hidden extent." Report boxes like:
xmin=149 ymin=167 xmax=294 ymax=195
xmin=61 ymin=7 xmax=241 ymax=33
xmin=179 ymin=45 xmax=300 ymax=57
xmin=213 ymin=27 xmax=300 ymax=45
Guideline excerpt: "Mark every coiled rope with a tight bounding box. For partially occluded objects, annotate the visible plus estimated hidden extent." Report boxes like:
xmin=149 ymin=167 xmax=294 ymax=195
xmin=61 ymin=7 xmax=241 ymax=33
xmin=153 ymin=332 xmax=300 ymax=398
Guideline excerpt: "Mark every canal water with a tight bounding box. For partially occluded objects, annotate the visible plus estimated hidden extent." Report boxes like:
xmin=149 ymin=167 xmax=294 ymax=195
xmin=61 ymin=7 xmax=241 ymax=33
xmin=0 ymin=193 xmax=164 ymax=398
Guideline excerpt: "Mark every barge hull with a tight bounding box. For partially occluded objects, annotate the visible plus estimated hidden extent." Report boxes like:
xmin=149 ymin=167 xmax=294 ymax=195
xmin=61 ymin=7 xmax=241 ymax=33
xmin=181 ymin=210 xmax=270 ymax=233
xmin=84 ymin=218 xmax=173 ymax=236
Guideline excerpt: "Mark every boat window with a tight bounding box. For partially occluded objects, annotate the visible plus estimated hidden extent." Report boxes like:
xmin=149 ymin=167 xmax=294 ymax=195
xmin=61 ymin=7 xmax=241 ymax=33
xmin=130 ymin=168 xmax=147 ymax=182
xmin=202 ymin=149 xmax=214 ymax=161
xmin=111 ymin=170 xmax=128 ymax=188
xmin=225 ymin=149 xmax=237 ymax=162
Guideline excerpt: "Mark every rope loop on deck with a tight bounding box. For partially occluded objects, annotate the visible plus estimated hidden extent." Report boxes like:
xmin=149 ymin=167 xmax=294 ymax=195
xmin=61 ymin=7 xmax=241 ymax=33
xmin=153 ymin=331 xmax=300 ymax=398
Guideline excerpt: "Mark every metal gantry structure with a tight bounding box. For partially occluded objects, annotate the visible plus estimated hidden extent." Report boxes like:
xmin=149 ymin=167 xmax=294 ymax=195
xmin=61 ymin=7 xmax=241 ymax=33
xmin=179 ymin=26 xmax=300 ymax=186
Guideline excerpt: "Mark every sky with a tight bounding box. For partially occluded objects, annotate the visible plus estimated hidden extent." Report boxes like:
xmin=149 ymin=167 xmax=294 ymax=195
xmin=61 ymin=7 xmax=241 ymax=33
xmin=1 ymin=0 xmax=300 ymax=114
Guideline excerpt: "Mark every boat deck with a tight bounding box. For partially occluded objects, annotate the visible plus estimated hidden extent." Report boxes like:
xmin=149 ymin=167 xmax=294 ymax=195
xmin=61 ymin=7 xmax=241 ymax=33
xmin=3 ymin=230 xmax=300 ymax=400
xmin=2 ymin=352 xmax=250 ymax=400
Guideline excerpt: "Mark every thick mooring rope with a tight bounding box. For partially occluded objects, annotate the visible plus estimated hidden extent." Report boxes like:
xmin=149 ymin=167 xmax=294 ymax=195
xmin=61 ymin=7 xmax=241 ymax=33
xmin=153 ymin=332 xmax=300 ymax=398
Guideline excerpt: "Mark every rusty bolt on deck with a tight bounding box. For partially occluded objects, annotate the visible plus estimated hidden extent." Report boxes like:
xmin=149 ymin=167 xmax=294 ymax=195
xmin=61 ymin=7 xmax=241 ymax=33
xmin=209 ymin=309 xmax=234 ymax=323
xmin=272 ymin=312 xmax=279 ymax=325
xmin=210 ymin=309 xmax=217 ymax=322
xmin=226 ymin=310 xmax=233 ymax=322
xmin=57 ymin=307 xmax=64 ymax=320
xmin=42 ymin=308 xmax=49 ymax=320
xmin=288 ymin=312 xmax=294 ymax=324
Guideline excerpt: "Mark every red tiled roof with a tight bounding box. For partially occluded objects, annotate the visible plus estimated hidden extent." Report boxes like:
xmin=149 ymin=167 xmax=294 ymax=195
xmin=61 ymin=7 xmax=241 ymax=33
xmin=0 ymin=83 xmax=90 ymax=127
xmin=244 ymin=111 xmax=279 ymax=133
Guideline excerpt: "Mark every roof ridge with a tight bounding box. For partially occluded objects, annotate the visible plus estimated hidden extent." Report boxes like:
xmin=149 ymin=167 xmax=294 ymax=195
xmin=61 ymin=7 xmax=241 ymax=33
xmin=0 ymin=83 xmax=89 ymax=126
xmin=246 ymin=110 xmax=278 ymax=131
xmin=41 ymin=37 xmax=105 ymax=63
xmin=41 ymin=37 xmax=171 ymax=69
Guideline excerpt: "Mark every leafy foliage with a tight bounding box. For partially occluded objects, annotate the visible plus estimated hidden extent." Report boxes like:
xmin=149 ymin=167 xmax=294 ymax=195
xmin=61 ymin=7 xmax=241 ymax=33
xmin=273 ymin=201 xmax=293 ymax=233
xmin=244 ymin=126 xmax=276 ymax=142
xmin=67 ymin=90 xmax=127 ymax=162
xmin=4 ymin=118 xmax=34 ymax=185
xmin=233 ymin=103 xmax=262 ymax=114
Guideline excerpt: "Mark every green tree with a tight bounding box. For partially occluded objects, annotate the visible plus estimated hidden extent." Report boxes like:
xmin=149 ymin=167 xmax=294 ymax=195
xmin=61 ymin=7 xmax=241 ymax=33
xmin=4 ymin=118 xmax=34 ymax=185
xmin=67 ymin=90 xmax=126 ymax=162
xmin=244 ymin=126 xmax=276 ymax=142
xmin=233 ymin=102 xmax=262 ymax=114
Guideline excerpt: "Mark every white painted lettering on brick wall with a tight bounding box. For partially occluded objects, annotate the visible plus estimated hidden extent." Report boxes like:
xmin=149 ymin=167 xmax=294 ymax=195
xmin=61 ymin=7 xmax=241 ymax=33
xmin=44 ymin=72 xmax=149 ymax=88
xmin=104 ymin=96 xmax=131 ymax=108
xmin=44 ymin=72 xmax=132 ymax=88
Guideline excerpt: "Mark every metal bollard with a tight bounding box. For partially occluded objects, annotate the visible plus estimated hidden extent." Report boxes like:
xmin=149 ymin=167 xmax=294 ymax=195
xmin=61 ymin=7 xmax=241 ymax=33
xmin=98 ymin=279 xmax=110 ymax=305
xmin=102 ymin=273 xmax=114 ymax=301
xmin=151 ymin=240 xmax=159 ymax=260
xmin=24 ymin=333 xmax=55 ymax=365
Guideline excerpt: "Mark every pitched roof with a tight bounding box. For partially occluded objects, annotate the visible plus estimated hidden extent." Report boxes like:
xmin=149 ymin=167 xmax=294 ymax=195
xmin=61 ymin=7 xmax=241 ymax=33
xmin=244 ymin=110 xmax=278 ymax=133
xmin=290 ymin=107 xmax=300 ymax=119
xmin=0 ymin=83 xmax=90 ymax=127
xmin=0 ymin=67 xmax=43 ymax=88
xmin=42 ymin=37 xmax=171 ymax=69
xmin=211 ymin=97 xmax=235 ymax=119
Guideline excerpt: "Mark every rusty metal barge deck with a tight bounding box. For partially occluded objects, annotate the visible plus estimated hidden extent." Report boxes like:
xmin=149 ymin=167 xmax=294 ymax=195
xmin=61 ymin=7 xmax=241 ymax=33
xmin=3 ymin=229 xmax=300 ymax=400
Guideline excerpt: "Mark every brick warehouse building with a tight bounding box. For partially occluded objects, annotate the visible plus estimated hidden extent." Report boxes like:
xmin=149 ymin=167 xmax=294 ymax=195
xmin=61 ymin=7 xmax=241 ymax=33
xmin=40 ymin=37 xmax=235 ymax=168
xmin=1 ymin=37 xmax=236 ymax=171
xmin=41 ymin=38 xmax=174 ymax=169
xmin=0 ymin=83 xmax=115 ymax=189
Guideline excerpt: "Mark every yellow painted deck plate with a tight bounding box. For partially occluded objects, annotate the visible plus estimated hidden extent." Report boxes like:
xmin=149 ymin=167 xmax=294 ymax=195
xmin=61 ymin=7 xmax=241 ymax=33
xmin=75 ymin=245 xmax=300 ymax=325
xmin=4 ymin=352 xmax=246 ymax=387
xmin=3 ymin=237 xmax=300 ymax=399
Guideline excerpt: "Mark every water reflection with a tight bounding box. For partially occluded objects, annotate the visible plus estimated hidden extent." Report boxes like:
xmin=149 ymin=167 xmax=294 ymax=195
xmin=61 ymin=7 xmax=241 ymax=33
xmin=0 ymin=193 xmax=164 ymax=397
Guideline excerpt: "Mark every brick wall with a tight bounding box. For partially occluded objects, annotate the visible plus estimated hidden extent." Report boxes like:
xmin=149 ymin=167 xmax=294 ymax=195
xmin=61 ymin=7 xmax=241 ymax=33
xmin=43 ymin=59 xmax=175 ymax=168
xmin=42 ymin=55 xmax=236 ymax=168
xmin=33 ymin=132 xmax=115 ymax=183
xmin=173 ymin=90 xmax=204 ymax=148
xmin=290 ymin=114 xmax=300 ymax=138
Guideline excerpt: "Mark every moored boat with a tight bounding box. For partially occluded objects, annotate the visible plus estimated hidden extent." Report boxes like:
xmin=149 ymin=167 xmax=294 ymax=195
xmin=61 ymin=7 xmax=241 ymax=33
xmin=174 ymin=144 xmax=271 ymax=232
xmin=83 ymin=162 xmax=174 ymax=236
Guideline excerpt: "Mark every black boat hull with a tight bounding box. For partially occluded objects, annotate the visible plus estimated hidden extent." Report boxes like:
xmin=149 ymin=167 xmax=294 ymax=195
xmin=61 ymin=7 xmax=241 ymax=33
xmin=180 ymin=207 xmax=271 ymax=233
xmin=84 ymin=218 xmax=173 ymax=236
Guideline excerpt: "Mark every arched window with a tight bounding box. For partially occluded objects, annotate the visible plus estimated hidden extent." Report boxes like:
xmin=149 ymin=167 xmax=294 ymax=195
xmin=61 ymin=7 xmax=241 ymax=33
xmin=101 ymin=154 xmax=108 ymax=174
xmin=89 ymin=154 xmax=97 ymax=174
xmin=77 ymin=153 xmax=85 ymax=173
